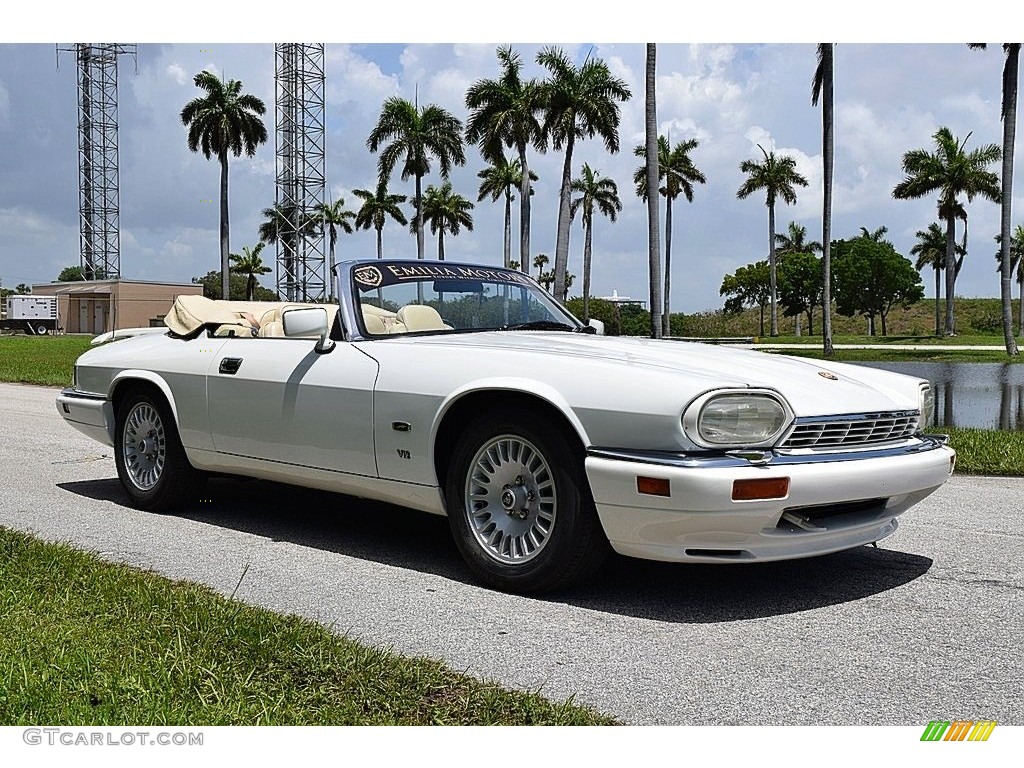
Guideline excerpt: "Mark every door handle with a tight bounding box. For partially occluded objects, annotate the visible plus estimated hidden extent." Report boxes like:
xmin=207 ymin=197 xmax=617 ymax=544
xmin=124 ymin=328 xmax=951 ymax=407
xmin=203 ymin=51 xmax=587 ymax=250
xmin=219 ymin=357 xmax=243 ymax=375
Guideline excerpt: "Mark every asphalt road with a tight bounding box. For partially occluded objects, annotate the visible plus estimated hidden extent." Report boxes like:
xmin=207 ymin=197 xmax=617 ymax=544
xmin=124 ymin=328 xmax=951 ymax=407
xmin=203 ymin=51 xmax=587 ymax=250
xmin=1 ymin=381 xmax=1021 ymax=725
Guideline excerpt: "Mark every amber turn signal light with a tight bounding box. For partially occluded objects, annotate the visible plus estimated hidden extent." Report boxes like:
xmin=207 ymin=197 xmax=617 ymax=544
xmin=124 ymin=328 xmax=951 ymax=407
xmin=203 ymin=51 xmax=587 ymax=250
xmin=636 ymin=476 xmax=671 ymax=497
xmin=732 ymin=477 xmax=790 ymax=501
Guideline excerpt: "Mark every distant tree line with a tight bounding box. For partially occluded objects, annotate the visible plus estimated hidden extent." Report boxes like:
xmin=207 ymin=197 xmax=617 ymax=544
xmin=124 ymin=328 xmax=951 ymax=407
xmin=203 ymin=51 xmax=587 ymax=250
xmin=720 ymin=225 xmax=924 ymax=337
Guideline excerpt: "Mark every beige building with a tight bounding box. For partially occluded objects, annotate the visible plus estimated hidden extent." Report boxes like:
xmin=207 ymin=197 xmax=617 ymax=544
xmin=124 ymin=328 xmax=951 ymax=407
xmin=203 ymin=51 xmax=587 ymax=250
xmin=30 ymin=280 xmax=203 ymax=335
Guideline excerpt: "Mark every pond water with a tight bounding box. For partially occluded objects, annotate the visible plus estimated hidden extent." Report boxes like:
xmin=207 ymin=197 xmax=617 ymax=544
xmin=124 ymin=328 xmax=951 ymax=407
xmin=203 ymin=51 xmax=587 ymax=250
xmin=856 ymin=362 xmax=1024 ymax=431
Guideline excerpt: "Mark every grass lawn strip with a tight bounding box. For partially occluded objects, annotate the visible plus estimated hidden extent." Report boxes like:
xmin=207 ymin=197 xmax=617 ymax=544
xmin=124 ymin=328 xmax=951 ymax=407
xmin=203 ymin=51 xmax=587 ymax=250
xmin=766 ymin=347 xmax=1024 ymax=364
xmin=0 ymin=335 xmax=92 ymax=387
xmin=930 ymin=427 xmax=1024 ymax=477
xmin=0 ymin=527 xmax=614 ymax=725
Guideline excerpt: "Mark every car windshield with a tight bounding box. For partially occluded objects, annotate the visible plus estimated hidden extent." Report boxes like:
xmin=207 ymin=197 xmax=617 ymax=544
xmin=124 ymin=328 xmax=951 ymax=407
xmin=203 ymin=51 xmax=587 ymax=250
xmin=348 ymin=262 xmax=585 ymax=336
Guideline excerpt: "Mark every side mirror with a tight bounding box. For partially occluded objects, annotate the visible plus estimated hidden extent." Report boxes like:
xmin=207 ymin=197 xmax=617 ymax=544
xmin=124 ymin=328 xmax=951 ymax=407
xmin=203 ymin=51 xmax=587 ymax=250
xmin=282 ymin=307 xmax=335 ymax=353
xmin=587 ymin=318 xmax=605 ymax=336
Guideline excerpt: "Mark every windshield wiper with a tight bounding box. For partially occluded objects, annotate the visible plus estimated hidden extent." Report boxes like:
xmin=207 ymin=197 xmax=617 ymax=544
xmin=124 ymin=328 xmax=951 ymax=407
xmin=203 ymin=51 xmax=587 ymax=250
xmin=500 ymin=320 xmax=576 ymax=332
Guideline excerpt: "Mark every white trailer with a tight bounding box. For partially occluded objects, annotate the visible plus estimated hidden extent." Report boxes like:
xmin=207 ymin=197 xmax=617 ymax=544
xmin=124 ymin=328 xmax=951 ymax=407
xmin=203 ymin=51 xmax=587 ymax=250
xmin=1 ymin=295 xmax=59 ymax=335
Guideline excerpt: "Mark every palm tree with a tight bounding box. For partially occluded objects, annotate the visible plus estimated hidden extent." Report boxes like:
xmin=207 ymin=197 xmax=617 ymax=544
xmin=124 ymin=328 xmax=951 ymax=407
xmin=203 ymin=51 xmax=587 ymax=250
xmin=570 ymin=163 xmax=622 ymax=323
xmin=538 ymin=270 xmax=573 ymax=298
xmin=229 ymin=243 xmax=271 ymax=301
xmin=180 ymin=70 xmax=268 ymax=300
xmin=256 ymin=204 xmax=315 ymax=301
xmin=970 ymin=44 xmax=1020 ymax=354
xmin=776 ymin=221 xmax=823 ymax=255
xmin=258 ymin=204 xmax=287 ymax=247
xmin=258 ymin=204 xmax=319 ymax=298
xmin=477 ymin=155 xmax=536 ymax=269
xmin=410 ymin=181 xmax=474 ymax=261
xmin=643 ymin=43 xmax=662 ymax=338
xmin=893 ymin=127 xmax=1001 ymax=335
xmin=994 ymin=224 xmax=1024 ymax=335
xmin=912 ymin=222 xmax=963 ymax=336
xmin=774 ymin=220 xmax=822 ymax=338
xmin=633 ymin=135 xmax=706 ymax=335
xmin=1013 ymin=225 xmax=1024 ymax=337
xmin=532 ymin=253 xmax=549 ymax=280
xmin=562 ymin=271 xmax=575 ymax=300
xmin=736 ymin=145 xmax=809 ymax=336
xmin=258 ymin=204 xmax=320 ymax=249
xmin=813 ymin=43 xmax=835 ymax=356
xmin=466 ymin=46 xmax=547 ymax=274
xmin=859 ymin=225 xmax=890 ymax=242
xmin=367 ymin=97 xmax=465 ymax=260
xmin=538 ymin=46 xmax=631 ymax=301
xmin=313 ymin=198 xmax=356 ymax=301
xmin=352 ymin=181 xmax=408 ymax=259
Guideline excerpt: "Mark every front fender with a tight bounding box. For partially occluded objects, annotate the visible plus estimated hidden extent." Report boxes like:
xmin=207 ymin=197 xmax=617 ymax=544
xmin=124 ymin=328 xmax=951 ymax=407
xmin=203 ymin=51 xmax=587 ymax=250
xmin=108 ymin=370 xmax=181 ymax=438
xmin=430 ymin=376 xmax=593 ymax=453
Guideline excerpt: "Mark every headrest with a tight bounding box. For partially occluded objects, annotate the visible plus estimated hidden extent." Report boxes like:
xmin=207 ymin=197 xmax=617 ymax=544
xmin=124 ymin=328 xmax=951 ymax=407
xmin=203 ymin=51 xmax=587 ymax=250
xmin=362 ymin=303 xmax=397 ymax=318
xmin=396 ymin=304 xmax=445 ymax=331
xmin=363 ymin=313 xmax=388 ymax=335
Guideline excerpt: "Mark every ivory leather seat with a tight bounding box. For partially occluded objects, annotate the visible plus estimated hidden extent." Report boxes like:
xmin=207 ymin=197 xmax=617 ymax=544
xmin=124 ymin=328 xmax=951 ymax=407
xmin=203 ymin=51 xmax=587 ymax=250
xmin=395 ymin=305 xmax=446 ymax=332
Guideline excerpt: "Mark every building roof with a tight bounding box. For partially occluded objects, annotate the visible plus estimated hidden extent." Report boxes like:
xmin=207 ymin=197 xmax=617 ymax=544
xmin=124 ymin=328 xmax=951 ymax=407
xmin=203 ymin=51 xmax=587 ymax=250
xmin=35 ymin=279 xmax=200 ymax=289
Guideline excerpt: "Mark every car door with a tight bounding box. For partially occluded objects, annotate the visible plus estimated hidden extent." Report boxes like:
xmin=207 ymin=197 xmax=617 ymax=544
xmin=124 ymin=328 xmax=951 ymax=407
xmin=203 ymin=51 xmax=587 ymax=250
xmin=207 ymin=336 xmax=379 ymax=476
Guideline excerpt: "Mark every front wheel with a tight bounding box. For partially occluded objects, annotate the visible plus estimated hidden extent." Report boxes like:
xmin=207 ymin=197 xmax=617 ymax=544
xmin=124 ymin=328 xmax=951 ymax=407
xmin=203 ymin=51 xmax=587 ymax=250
xmin=114 ymin=389 xmax=204 ymax=511
xmin=445 ymin=409 xmax=609 ymax=593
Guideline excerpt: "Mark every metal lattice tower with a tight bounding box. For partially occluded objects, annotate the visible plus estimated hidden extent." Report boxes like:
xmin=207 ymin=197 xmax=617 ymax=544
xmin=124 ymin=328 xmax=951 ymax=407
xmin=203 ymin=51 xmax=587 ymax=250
xmin=274 ymin=44 xmax=326 ymax=302
xmin=57 ymin=44 xmax=137 ymax=280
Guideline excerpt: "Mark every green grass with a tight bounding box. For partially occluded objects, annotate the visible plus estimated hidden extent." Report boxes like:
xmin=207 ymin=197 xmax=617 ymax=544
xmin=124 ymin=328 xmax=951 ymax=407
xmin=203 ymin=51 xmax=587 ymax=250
xmin=759 ymin=334 xmax=1007 ymax=346
xmin=0 ymin=527 xmax=615 ymax=726
xmin=766 ymin=347 xmax=1024 ymax=364
xmin=0 ymin=335 xmax=93 ymax=386
xmin=934 ymin=427 xmax=1024 ymax=476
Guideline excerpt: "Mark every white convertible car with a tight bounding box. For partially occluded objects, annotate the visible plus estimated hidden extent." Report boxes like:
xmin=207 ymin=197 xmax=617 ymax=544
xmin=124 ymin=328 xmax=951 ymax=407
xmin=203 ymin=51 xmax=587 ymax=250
xmin=57 ymin=259 xmax=955 ymax=593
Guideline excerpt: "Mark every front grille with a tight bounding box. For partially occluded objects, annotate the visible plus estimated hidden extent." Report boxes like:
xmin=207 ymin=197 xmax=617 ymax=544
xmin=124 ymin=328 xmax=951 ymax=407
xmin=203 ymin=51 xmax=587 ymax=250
xmin=781 ymin=411 xmax=919 ymax=449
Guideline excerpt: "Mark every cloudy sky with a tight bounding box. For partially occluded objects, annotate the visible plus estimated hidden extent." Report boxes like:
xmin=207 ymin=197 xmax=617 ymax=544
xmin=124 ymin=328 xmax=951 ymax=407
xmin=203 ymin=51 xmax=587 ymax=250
xmin=2 ymin=7 xmax=1018 ymax=314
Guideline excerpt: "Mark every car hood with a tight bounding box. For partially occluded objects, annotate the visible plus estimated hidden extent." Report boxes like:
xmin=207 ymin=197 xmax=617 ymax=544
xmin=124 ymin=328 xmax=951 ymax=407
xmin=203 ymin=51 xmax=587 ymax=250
xmin=372 ymin=332 xmax=923 ymax=416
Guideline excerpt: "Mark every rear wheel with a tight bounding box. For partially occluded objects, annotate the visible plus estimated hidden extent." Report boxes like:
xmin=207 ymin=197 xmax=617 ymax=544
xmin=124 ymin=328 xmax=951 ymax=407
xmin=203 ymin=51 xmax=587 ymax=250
xmin=114 ymin=389 xmax=204 ymax=511
xmin=35 ymin=324 xmax=50 ymax=335
xmin=445 ymin=409 xmax=609 ymax=593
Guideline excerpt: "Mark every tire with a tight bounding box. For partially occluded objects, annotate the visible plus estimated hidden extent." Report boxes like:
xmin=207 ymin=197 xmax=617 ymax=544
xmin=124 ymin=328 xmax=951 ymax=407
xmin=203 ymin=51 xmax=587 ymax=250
xmin=113 ymin=389 xmax=205 ymax=511
xmin=445 ymin=408 xmax=609 ymax=593
xmin=36 ymin=324 xmax=49 ymax=336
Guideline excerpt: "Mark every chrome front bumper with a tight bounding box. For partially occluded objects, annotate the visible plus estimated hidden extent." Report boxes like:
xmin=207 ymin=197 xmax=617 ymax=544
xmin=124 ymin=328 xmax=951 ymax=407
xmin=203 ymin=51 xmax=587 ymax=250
xmin=584 ymin=436 xmax=955 ymax=564
xmin=57 ymin=388 xmax=114 ymax=447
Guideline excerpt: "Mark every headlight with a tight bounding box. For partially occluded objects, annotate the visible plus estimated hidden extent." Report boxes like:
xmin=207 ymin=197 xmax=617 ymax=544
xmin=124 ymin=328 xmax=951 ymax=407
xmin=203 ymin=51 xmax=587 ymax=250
xmin=919 ymin=383 xmax=934 ymax=428
xmin=683 ymin=391 xmax=792 ymax=448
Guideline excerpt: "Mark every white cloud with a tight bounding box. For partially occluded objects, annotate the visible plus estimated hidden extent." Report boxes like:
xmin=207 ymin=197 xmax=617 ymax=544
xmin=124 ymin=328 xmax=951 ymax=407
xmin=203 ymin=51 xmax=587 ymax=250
xmin=165 ymin=63 xmax=188 ymax=85
xmin=326 ymin=45 xmax=397 ymax=104
xmin=939 ymin=92 xmax=996 ymax=126
xmin=425 ymin=68 xmax=474 ymax=111
xmin=743 ymin=126 xmax=774 ymax=152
